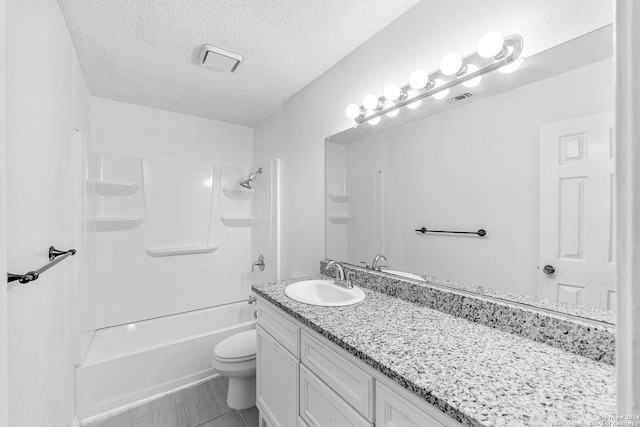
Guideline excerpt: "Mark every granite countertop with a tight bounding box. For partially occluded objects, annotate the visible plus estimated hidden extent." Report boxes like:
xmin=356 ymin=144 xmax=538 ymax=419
xmin=252 ymin=276 xmax=616 ymax=427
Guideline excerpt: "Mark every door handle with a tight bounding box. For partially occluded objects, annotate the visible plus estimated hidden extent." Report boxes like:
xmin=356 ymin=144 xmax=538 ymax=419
xmin=252 ymin=255 xmax=265 ymax=272
xmin=543 ymin=265 xmax=555 ymax=275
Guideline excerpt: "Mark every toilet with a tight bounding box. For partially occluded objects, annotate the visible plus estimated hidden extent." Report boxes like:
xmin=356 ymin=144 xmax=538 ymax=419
xmin=211 ymin=329 xmax=257 ymax=410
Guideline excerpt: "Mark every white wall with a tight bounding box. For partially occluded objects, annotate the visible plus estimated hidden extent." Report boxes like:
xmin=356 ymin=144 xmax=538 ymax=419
xmin=330 ymin=59 xmax=613 ymax=296
xmin=88 ymin=98 xmax=254 ymax=329
xmin=253 ymin=0 xmax=613 ymax=279
xmin=5 ymin=0 xmax=90 ymax=426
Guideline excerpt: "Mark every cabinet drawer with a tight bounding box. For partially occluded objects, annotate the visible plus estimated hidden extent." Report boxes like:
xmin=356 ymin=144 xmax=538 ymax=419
xmin=376 ymin=382 xmax=462 ymax=427
xmin=301 ymin=331 xmax=374 ymax=421
xmin=258 ymin=301 xmax=300 ymax=357
xmin=257 ymin=326 xmax=299 ymax=427
xmin=300 ymin=365 xmax=372 ymax=427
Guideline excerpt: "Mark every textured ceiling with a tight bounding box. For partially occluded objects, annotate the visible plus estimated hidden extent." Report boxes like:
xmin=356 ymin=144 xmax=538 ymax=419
xmin=57 ymin=0 xmax=421 ymax=126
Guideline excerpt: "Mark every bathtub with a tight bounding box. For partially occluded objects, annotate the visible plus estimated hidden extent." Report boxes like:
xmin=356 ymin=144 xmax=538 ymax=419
xmin=76 ymin=301 xmax=256 ymax=422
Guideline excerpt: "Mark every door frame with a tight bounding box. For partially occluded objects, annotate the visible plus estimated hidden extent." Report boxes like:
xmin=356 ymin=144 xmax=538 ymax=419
xmin=0 ymin=0 xmax=9 ymax=423
xmin=616 ymin=0 xmax=640 ymax=413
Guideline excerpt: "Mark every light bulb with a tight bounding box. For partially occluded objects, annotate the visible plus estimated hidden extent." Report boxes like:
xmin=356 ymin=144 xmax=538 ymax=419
xmin=432 ymin=79 xmax=449 ymax=100
xmin=462 ymin=64 xmax=482 ymax=88
xmin=363 ymin=94 xmax=380 ymax=110
xmin=383 ymin=100 xmax=399 ymax=117
xmin=499 ymin=58 xmax=523 ymax=74
xmin=440 ymin=53 xmax=463 ymax=76
xmin=409 ymin=69 xmax=429 ymax=89
xmin=345 ymin=104 xmax=362 ymax=119
xmin=477 ymin=32 xmax=505 ymax=59
xmin=384 ymin=83 xmax=401 ymax=101
xmin=406 ymin=90 xmax=422 ymax=109
xmin=366 ymin=110 xmax=381 ymax=125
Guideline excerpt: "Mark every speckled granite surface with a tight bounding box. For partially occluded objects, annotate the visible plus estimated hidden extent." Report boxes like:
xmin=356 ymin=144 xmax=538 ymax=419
xmin=321 ymin=261 xmax=615 ymax=324
xmin=320 ymin=261 xmax=616 ymax=364
xmin=253 ymin=277 xmax=616 ymax=427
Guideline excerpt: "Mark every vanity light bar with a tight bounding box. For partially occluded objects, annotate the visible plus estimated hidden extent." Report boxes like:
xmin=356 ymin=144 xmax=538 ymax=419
xmin=346 ymin=33 xmax=524 ymax=126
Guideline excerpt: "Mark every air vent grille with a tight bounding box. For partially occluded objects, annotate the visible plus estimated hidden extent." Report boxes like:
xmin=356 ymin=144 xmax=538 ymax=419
xmin=198 ymin=45 xmax=243 ymax=73
xmin=448 ymin=92 xmax=474 ymax=104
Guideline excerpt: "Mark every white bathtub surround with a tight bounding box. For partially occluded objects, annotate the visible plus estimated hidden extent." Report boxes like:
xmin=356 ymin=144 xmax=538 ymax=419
xmin=76 ymin=302 xmax=256 ymax=421
xmin=85 ymin=99 xmax=255 ymax=331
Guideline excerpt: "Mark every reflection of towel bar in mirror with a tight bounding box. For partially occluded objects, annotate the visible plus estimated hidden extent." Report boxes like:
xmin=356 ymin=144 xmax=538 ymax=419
xmin=415 ymin=227 xmax=486 ymax=237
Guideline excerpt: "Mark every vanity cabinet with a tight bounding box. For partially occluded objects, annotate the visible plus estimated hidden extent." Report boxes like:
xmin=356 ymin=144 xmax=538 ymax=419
xmin=256 ymin=297 xmax=462 ymax=427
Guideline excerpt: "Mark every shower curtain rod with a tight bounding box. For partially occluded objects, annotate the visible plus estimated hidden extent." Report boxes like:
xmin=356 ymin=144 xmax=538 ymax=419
xmin=7 ymin=246 xmax=77 ymax=284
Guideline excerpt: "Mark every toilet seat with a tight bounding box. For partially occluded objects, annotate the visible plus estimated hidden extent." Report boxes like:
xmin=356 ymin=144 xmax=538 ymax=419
xmin=214 ymin=329 xmax=256 ymax=362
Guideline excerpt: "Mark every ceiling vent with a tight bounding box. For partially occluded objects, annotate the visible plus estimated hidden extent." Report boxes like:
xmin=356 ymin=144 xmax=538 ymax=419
xmin=447 ymin=92 xmax=474 ymax=104
xmin=198 ymin=45 xmax=243 ymax=73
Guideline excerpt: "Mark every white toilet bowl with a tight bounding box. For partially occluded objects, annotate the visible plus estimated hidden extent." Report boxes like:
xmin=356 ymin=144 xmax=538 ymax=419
xmin=211 ymin=329 xmax=257 ymax=410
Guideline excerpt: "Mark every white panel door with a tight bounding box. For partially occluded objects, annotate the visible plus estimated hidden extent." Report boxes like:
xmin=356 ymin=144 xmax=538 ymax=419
xmin=539 ymin=110 xmax=616 ymax=310
xmin=251 ymin=159 xmax=280 ymax=283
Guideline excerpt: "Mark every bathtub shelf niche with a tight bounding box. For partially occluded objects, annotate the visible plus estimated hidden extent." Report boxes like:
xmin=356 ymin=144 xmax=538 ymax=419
xmin=327 ymin=215 xmax=350 ymax=224
xmin=222 ymin=187 xmax=254 ymax=201
xmin=145 ymin=245 xmax=220 ymax=258
xmin=328 ymin=193 xmax=350 ymax=203
xmin=220 ymin=216 xmax=254 ymax=228
xmin=88 ymin=180 xmax=141 ymax=197
xmin=86 ymin=217 xmax=144 ymax=232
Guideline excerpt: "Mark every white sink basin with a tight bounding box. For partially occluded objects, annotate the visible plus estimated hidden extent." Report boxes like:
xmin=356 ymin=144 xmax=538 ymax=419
xmin=379 ymin=268 xmax=425 ymax=281
xmin=285 ymin=280 xmax=365 ymax=306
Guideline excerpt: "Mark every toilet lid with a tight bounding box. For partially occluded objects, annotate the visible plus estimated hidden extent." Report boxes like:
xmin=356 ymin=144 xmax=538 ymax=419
xmin=214 ymin=329 xmax=256 ymax=361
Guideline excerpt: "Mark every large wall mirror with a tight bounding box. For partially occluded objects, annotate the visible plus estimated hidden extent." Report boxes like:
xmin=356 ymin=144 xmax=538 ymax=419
xmin=325 ymin=26 xmax=614 ymax=323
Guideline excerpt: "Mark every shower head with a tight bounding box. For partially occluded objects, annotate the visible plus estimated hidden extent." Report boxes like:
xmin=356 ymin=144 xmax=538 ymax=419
xmin=239 ymin=168 xmax=262 ymax=189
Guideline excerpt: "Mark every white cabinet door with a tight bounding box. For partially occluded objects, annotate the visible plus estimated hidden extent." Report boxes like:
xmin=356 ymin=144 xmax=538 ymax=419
xmin=257 ymin=326 xmax=299 ymax=427
xmin=299 ymin=365 xmax=372 ymax=427
xmin=376 ymin=382 xmax=462 ymax=427
xmin=539 ymin=110 xmax=616 ymax=310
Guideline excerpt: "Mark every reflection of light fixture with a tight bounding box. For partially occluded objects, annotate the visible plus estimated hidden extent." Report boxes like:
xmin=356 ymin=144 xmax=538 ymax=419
xmin=431 ymin=79 xmax=449 ymax=100
xmin=406 ymin=90 xmax=422 ymax=109
xmin=366 ymin=110 xmax=381 ymax=125
xmin=462 ymin=64 xmax=482 ymax=88
xmin=499 ymin=58 xmax=524 ymax=74
xmin=384 ymin=101 xmax=399 ymax=117
xmin=344 ymin=32 xmax=523 ymax=126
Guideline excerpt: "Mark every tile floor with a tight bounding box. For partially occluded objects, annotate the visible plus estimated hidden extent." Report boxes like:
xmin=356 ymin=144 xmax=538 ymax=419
xmin=85 ymin=377 xmax=258 ymax=427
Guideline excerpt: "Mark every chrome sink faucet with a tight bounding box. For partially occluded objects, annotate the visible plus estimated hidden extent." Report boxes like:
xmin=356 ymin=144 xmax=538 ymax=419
xmin=325 ymin=261 xmax=353 ymax=289
xmin=360 ymin=254 xmax=387 ymax=271
xmin=372 ymin=254 xmax=387 ymax=271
